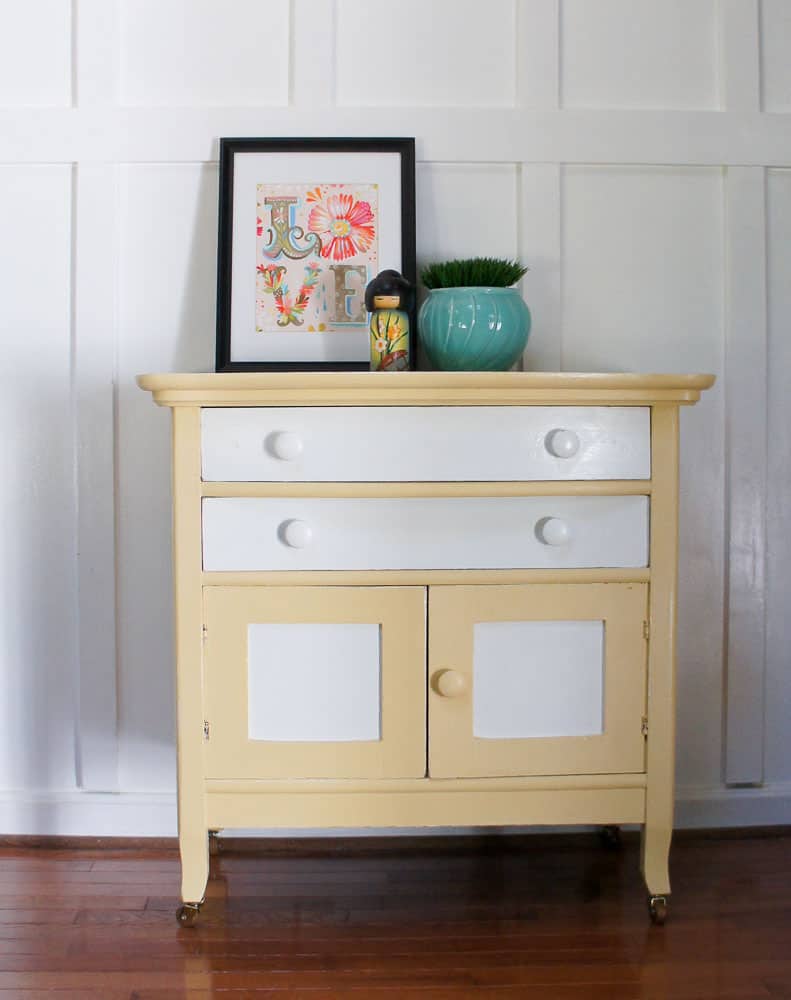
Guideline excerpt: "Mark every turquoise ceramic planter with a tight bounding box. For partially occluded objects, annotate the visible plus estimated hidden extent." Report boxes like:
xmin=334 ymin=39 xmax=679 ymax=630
xmin=418 ymin=287 xmax=531 ymax=371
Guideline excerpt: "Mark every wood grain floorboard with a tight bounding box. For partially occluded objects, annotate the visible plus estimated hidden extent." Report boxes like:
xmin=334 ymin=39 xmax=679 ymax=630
xmin=0 ymin=833 xmax=787 ymax=997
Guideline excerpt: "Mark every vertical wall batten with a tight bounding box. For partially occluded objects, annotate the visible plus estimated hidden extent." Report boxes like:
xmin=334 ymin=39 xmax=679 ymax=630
xmin=520 ymin=165 xmax=563 ymax=372
xmin=719 ymin=0 xmax=762 ymax=112
xmin=517 ymin=0 xmax=560 ymax=109
xmin=518 ymin=0 xmax=562 ymax=373
xmin=723 ymin=167 xmax=768 ymax=786
xmin=291 ymin=0 xmax=337 ymax=109
xmin=720 ymin=0 xmax=769 ymax=785
xmin=764 ymin=169 xmax=791 ymax=789
xmin=72 ymin=0 xmax=122 ymax=792
xmin=73 ymin=0 xmax=121 ymax=108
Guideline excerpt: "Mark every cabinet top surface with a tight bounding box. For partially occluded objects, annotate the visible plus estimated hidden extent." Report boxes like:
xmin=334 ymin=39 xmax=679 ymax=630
xmin=137 ymin=371 xmax=715 ymax=407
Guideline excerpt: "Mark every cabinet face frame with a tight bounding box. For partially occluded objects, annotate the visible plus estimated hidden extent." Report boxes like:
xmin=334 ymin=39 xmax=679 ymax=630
xmin=427 ymin=583 xmax=649 ymax=779
xmin=202 ymin=585 xmax=426 ymax=779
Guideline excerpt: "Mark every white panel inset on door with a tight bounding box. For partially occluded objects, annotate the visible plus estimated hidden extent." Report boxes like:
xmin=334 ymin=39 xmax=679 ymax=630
xmin=247 ymin=624 xmax=381 ymax=742
xmin=473 ymin=621 xmax=604 ymax=739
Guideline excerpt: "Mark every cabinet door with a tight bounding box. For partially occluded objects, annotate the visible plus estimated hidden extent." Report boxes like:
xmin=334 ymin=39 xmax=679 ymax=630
xmin=203 ymin=587 xmax=426 ymax=779
xmin=428 ymin=584 xmax=647 ymax=778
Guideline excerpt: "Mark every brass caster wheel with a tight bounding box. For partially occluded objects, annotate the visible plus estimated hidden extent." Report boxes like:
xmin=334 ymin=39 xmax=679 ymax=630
xmin=176 ymin=902 xmax=202 ymax=927
xmin=648 ymin=894 xmax=668 ymax=925
xmin=599 ymin=824 xmax=623 ymax=850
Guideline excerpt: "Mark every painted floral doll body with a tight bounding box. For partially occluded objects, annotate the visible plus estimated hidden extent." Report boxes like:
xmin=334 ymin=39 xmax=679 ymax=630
xmin=364 ymin=270 xmax=415 ymax=371
xmin=370 ymin=298 xmax=409 ymax=371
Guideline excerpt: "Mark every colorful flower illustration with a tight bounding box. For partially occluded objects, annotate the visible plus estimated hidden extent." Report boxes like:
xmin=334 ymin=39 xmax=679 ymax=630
xmin=255 ymin=182 xmax=378 ymax=332
xmin=307 ymin=193 xmax=375 ymax=262
xmin=257 ymin=261 xmax=322 ymax=327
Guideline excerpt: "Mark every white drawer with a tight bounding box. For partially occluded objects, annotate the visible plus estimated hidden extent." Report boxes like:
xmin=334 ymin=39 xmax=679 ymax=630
xmin=202 ymin=496 xmax=648 ymax=571
xmin=201 ymin=407 xmax=650 ymax=482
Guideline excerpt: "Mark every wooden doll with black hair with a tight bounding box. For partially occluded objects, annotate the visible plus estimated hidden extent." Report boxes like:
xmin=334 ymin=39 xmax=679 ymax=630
xmin=365 ymin=269 xmax=414 ymax=371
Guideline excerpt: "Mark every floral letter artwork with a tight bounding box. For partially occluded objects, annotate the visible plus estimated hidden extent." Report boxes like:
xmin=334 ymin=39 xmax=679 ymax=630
xmin=256 ymin=183 xmax=378 ymax=332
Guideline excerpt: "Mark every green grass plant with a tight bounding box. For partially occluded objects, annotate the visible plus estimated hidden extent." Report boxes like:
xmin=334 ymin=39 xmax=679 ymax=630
xmin=420 ymin=257 xmax=528 ymax=290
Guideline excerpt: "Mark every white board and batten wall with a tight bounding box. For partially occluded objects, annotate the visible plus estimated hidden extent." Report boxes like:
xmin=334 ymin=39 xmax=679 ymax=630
xmin=1 ymin=0 xmax=790 ymax=835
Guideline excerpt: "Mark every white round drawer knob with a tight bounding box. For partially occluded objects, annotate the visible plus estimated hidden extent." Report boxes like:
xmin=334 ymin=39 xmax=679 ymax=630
xmin=270 ymin=431 xmax=303 ymax=462
xmin=545 ymin=428 xmax=580 ymax=459
xmin=280 ymin=519 xmax=312 ymax=549
xmin=433 ymin=669 xmax=468 ymax=699
xmin=535 ymin=517 xmax=572 ymax=546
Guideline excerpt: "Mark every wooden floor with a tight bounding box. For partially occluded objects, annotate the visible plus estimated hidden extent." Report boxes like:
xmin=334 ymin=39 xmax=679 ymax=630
xmin=0 ymin=830 xmax=789 ymax=999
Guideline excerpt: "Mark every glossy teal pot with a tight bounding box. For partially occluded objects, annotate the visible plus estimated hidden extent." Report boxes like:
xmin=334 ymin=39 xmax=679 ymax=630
xmin=418 ymin=287 xmax=531 ymax=371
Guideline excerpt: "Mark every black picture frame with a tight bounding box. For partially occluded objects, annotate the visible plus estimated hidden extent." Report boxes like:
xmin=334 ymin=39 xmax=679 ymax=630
xmin=215 ymin=137 xmax=416 ymax=372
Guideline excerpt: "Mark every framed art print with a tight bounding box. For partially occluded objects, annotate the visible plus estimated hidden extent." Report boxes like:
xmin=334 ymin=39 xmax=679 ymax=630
xmin=215 ymin=137 xmax=416 ymax=372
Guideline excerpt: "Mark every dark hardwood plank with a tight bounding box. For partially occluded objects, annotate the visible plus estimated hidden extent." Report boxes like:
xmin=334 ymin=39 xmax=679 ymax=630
xmin=0 ymin=992 xmax=132 ymax=1000
xmin=118 ymin=991 xmax=774 ymax=1000
xmin=0 ymin=833 xmax=786 ymax=997
xmin=0 ymin=910 xmax=78 ymax=926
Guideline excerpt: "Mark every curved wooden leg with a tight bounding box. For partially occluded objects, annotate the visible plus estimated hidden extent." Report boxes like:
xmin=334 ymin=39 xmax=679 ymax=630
xmin=180 ymin=829 xmax=209 ymax=908
xmin=640 ymin=821 xmax=671 ymax=898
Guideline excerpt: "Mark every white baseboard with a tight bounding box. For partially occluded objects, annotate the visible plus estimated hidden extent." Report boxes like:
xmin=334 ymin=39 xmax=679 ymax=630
xmin=674 ymin=781 xmax=791 ymax=828
xmin=1 ymin=783 xmax=789 ymax=839
xmin=0 ymin=790 xmax=177 ymax=837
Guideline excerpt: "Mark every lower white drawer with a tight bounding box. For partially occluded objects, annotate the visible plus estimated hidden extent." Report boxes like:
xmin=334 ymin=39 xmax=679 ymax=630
xmin=202 ymin=496 xmax=648 ymax=571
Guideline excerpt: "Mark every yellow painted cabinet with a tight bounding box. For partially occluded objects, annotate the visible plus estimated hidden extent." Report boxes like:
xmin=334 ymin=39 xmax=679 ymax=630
xmin=138 ymin=371 xmax=714 ymax=926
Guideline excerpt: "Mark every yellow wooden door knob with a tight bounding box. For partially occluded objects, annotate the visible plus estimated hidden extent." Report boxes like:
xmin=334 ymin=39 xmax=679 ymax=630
xmin=433 ymin=669 xmax=468 ymax=698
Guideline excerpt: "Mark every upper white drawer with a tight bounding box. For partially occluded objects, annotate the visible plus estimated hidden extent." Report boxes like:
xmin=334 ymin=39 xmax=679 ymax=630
xmin=201 ymin=406 xmax=650 ymax=482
